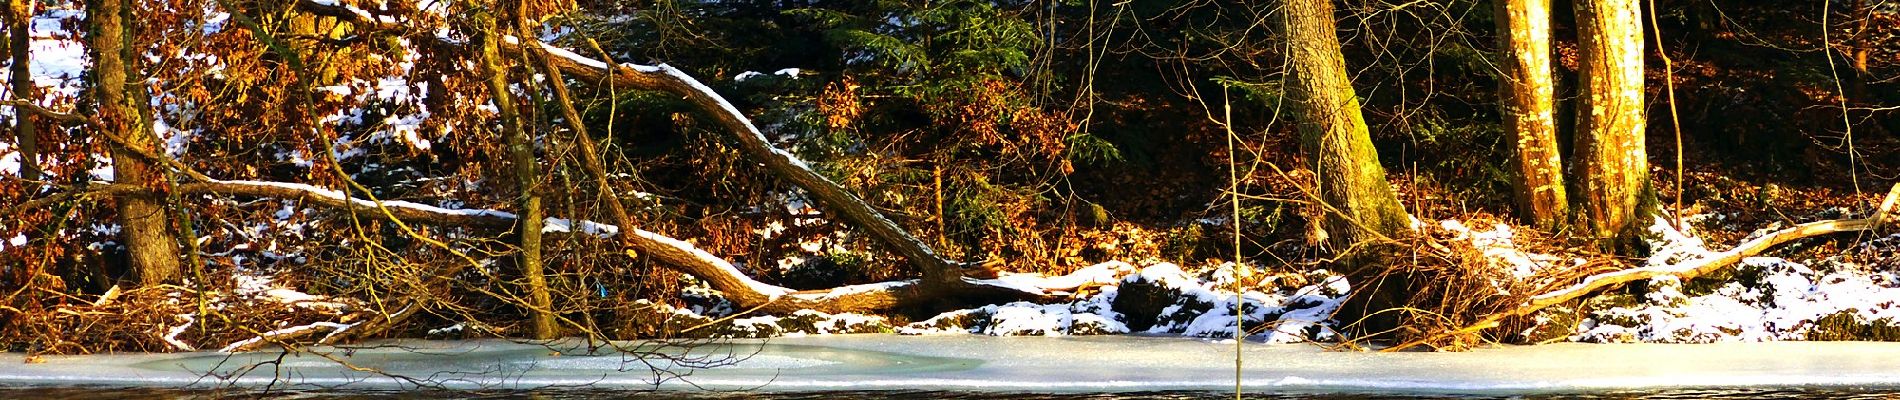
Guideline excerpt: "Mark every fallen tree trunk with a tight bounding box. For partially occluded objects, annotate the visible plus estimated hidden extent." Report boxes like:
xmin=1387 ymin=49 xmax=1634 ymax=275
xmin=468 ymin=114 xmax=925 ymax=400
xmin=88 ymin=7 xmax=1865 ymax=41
xmin=1390 ymin=183 xmax=1900 ymax=351
xmin=530 ymin=45 xmax=967 ymax=285
xmin=290 ymin=0 xmax=982 ymax=300
xmin=94 ymin=178 xmax=1046 ymax=314
xmin=66 ymin=103 xmax=1048 ymax=316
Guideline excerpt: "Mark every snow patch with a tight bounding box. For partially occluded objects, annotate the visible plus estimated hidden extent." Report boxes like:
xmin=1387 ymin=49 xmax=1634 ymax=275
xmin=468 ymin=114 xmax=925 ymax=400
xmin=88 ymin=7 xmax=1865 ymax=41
xmin=542 ymin=218 xmax=620 ymax=238
xmin=1569 ymin=216 xmax=1900 ymax=343
xmin=898 ymin=261 xmax=1346 ymax=343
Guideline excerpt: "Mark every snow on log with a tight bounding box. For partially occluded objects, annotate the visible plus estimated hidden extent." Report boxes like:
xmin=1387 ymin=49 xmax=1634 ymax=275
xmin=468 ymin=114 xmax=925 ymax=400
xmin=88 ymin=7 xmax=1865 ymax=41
xmin=542 ymin=217 xmax=619 ymax=237
xmin=220 ymin=322 xmax=357 ymax=353
xmin=789 ymin=280 xmax=921 ymax=301
xmin=141 ymin=178 xmax=801 ymax=303
xmin=161 ymin=314 xmax=197 ymax=352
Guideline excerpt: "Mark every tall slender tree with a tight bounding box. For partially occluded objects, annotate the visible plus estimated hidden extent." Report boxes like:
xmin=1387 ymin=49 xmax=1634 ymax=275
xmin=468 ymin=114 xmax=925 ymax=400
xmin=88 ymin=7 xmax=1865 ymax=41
xmin=476 ymin=7 xmax=556 ymax=339
xmin=1573 ymin=0 xmax=1649 ymax=249
xmin=93 ymin=0 xmax=182 ymax=284
xmin=1284 ymin=0 xmax=1411 ymax=259
xmin=1497 ymin=0 xmax=1566 ymax=229
xmin=6 ymin=0 xmax=37 ymax=182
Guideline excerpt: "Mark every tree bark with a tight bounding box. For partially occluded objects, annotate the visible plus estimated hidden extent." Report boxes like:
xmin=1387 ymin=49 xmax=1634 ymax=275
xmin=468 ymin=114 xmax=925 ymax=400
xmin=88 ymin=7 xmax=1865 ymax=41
xmin=92 ymin=0 xmax=181 ymax=285
xmin=477 ymin=10 xmax=555 ymax=340
xmin=1283 ymin=0 xmax=1411 ymax=261
xmin=1573 ymin=0 xmax=1649 ymax=250
xmin=6 ymin=0 xmax=37 ymax=181
xmin=1497 ymin=0 xmax=1567 ymax=229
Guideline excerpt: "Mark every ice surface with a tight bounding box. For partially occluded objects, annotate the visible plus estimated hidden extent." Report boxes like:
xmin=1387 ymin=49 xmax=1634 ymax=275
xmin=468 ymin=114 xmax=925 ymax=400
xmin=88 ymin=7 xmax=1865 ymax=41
xmin=4 ymin=336 xmax=1900 ymax=394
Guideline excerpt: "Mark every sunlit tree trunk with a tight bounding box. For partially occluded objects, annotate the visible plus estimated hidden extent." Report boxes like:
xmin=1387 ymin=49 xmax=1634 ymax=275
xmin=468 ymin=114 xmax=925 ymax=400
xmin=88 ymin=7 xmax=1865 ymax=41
xmin=478 ymin=9 xmax=556 ymax=339
xmin=1573 ymin=0 xmax=1650 ymax=250
xmin=1848 ymin=0 xmax=1873 ymax=100
xmin=1283 ymin=0 xmax=1411 ymax=259
xmin=1497 ymin=0 xmax=1566 ymax=229
xmin=92 ymin=0 xmax=181 ymax=284
xmin=6 ymin=0 xmax=37 ymax=182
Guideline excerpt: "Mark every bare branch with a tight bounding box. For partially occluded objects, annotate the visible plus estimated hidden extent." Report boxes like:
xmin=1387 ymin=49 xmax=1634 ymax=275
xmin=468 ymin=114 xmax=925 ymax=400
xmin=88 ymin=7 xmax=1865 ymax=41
xmin=0 ymin=98 xmax=89 ymax=125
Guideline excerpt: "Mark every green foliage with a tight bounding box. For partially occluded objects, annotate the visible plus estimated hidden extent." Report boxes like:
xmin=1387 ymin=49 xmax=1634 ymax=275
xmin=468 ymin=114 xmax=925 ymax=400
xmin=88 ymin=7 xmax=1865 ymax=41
xmin=1210 ymin=76 xmax=1285 ymax=109
xmin=1810 ymin=311 xmax=1900 ymax=341
xmin=1161 ymin=224 xmax=1206 ymax=263
xmin=789 ymin=0 xmax=1040 ymax=76
xmin=1403 ymin=113 xmax=1513 ymax=208
xmin=1065 ymin=132 xmax=1122 ymax=165
xmin=948 ymin=175 xmax=1016 ymax=237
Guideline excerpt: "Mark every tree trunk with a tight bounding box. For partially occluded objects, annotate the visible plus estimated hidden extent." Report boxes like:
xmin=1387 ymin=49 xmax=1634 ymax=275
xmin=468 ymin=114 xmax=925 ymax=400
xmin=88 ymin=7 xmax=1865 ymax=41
xmin=6 ymin=0 xmax=37 ymax=182
xmin=1283 ymin=0 xmax=1411 ymax=261
xmin=1497 ymin=0 xmax=1567 ymax=229
xmin=1573 ymin=0 xmax=1649 ymax=250
xmin=92 ymin=0 xmax=181 ymax=285
xmin=477 ymin=10 xmax=556 ymax=340
xmin=1848 ymin=0 xmax=1872 ymax=100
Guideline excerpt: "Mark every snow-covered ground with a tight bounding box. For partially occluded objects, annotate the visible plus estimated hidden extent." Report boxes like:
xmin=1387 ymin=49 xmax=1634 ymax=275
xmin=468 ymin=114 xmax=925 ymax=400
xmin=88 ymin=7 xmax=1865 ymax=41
xmin=1570 ymin=215 xmax=1900 ymax=343
xmin=5 ymin=336 xmax=1900 ymax=393
xmin=648 ymin=212 xmax=1900 ymax=346
xmin=654 ymin=260 xmax=1351 ymax=343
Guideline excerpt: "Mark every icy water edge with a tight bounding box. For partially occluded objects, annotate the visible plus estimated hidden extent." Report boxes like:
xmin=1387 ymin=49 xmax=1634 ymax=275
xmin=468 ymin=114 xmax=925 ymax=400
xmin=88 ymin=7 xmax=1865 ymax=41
xmin=4 ymin=335 xmax=1900 ymax=398
xmin=5 ymin=387 xmax=1900 ymax=399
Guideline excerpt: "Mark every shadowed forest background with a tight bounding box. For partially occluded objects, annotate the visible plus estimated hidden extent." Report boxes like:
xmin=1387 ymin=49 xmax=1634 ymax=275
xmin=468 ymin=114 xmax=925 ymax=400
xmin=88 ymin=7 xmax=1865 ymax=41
xmin=0 ymin=0 xmax=1896 ymax=354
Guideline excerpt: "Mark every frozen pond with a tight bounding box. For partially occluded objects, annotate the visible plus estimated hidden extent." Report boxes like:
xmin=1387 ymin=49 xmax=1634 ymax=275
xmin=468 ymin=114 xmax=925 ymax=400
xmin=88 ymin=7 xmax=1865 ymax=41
xmin=3 ymin=335 xmax=1900 ymax=396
